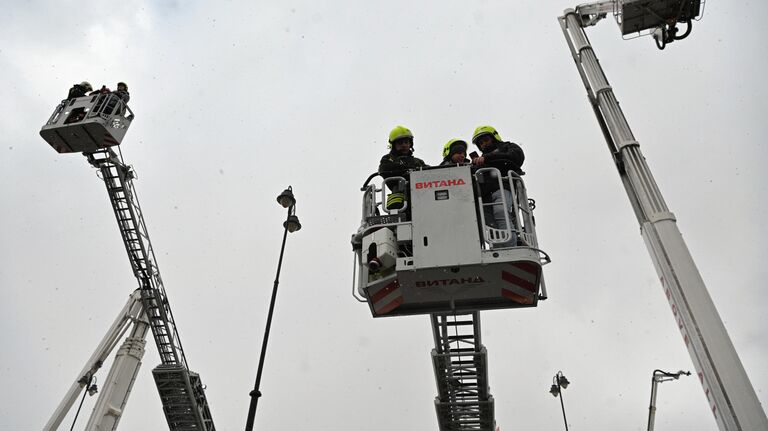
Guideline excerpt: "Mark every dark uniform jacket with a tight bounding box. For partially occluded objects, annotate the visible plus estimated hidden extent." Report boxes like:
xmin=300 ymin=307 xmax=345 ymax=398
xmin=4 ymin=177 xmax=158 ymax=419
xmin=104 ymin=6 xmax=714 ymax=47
xmin=115 ymin=89 xmax=130 ymax=104
xmin=67 ymin=84 xmax=88 ymax=99
xmin=378 ymin=152 xmax=427 ymax=179
xmin=476 ymin=141 xmax=525 ymax=199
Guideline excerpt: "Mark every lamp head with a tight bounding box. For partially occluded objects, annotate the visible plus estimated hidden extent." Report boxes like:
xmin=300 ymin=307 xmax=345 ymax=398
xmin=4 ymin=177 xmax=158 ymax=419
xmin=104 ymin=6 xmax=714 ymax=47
xmin=549 ymin=384 xmax=560 ymax=397
xmin=284 ymin=214 xmax=302 ymax=233
xmin=277 ymin=187 xmax=296 ymax=208
xmin=558 ymin=375 xmax=570 ymax=389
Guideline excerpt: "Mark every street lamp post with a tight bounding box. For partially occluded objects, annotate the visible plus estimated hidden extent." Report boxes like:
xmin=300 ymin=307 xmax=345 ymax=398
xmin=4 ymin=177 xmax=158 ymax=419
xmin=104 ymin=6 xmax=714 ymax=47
xmin=245 ymin=186 xmax=302 ymax=431
xmin=549 ymin=371 xmax=570 ymax=431
xmin=647 ymin=369 xmax=690 ymax=431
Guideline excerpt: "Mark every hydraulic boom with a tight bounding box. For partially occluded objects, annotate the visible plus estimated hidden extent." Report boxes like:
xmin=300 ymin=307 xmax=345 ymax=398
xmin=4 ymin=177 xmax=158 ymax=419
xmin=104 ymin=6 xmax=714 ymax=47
xmin=559 ymin=7 xmax=768 ymax=430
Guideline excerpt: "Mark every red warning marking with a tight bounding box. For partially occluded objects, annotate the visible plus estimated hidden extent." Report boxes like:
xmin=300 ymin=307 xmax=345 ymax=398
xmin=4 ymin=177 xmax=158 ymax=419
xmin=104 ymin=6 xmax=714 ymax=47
xmin=510 ymin=261 xmax=539 ymax=275
xmin=377 ymin=296 xmax=404 ymax=315
xmin=501 ymin=270 xmax=536 ymax=293
xmin=370 ymin=280 xmax=399 ymax=304
xmin=501 ymin=288 xmax=533 ymax=304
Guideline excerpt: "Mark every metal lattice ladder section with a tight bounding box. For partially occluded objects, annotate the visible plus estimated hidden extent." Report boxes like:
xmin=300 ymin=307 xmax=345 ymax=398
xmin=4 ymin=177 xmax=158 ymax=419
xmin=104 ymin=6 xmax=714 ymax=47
xmin=86 ymin=148 xmax=216 ymax=431
xmin=430 ymin=312 xmax=495 ymax=431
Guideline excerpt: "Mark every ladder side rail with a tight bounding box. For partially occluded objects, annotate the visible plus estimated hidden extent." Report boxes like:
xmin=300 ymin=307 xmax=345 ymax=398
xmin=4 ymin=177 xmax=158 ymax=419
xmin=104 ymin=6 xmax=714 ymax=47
xmin=44 ymin=291 xmax=144 ymax=431
xmin=431 ymin=313 xmax=494 ymax=431
xmin=96 ymin=156 xmax=185 ymax=367
xmin=89 ymin=150 xmax=187 ymax=368
xmin=124 ymin=176 xmax=189 ymax=368
xmin=102 ymin=165 xmax=152 ymax=279
xmin=560 ymin=10 xmax=768 ymax=431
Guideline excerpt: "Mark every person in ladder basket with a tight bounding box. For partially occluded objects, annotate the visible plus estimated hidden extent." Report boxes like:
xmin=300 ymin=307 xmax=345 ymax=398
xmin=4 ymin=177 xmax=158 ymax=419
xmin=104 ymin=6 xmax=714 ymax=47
xmin=471 ymin=125 xmax=525 ymax=247
xmin=67 ymin=81 xmax=93 ymax=99
xmin=378 ymin=125 xmax=427 ymax=210
xmin=440 ymin=138 xmax=469 ymax=166
xmin=105 ymin=82 xmax=130 ymax=115
xmin=115 ymin=82 xmax=130 ymax=103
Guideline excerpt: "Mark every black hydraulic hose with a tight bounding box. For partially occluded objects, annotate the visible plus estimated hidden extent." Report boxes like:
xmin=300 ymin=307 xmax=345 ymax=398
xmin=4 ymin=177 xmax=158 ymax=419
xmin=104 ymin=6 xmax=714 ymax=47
xmin=675 ymin=19 xmax=693 ymax=40
xmin=361 ymin=172 xmax=380 ymax=190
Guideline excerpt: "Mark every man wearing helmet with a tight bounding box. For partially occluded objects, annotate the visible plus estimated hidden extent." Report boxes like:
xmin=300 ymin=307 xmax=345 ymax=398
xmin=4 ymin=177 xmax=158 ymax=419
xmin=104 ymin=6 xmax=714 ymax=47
xmin=115 ymin=82 xmax=130 ymax=103
xmin=378 ymin=125 xmax=427 ymax=210
xmin=67 ymin=81 xmax=93 ymax=99
xmin=471 ymin=125 xmax=525 ymax=247
xmin=440 ymin=139 xmax=469 ymax=166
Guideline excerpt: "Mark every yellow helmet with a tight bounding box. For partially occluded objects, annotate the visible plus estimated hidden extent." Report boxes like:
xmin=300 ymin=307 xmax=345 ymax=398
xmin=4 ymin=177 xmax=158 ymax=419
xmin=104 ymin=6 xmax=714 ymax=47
xmin=472 ymin=125 xmax=502 ymax=145
xmin=442 ymin=139 xmax=468 ymax=158
xmin=388 ymin=125 xmax=413 ymax=144
xmin=80 ymin=81 xmax=93 ymax=92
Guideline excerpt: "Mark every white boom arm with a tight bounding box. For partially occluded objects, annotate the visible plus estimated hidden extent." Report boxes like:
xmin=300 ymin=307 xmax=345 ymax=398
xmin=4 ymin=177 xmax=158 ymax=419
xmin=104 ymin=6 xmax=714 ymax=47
xmin=44 ymin=290 xmax=149 ymax=431
xmin=559 ymin=8 xmax=768 ymax=431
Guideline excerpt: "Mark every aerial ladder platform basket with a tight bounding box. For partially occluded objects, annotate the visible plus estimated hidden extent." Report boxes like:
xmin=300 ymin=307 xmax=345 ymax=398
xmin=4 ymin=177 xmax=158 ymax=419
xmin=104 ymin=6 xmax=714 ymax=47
xmin=351 ymin=164 xmax=550 ymax=431
xmin=352 ymin=164 xmax=549 ymax=318
xmin=40 ymin=92 xmax=134 ymax=154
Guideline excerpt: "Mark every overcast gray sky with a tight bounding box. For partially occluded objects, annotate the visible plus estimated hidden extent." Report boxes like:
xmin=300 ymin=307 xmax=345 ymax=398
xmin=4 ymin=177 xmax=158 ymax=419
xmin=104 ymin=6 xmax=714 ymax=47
xmin=1 ymin=1 xmax=766 ymax=430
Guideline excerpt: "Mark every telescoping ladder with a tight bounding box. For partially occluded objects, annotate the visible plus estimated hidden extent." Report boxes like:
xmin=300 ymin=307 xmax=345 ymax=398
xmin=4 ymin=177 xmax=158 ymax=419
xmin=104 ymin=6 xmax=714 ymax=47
xmin=431 ymin=312 xmax=494 ymax=431
xmin=86 ymin=148 xmax=215 ymax=431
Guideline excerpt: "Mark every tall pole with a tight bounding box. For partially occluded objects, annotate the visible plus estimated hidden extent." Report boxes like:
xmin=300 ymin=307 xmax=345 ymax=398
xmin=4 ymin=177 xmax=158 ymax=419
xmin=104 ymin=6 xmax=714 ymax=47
xmin=245 ymin=207 xmax=291 ymax=431
xmin=550 ymin=371 xmax=570 ymax=431
xmin=647 ymin=369 xmax=690 ymax=431
xmin=647 ymin=374 xmax=660 ymax=431
xmin=557 ymin=377 xmax=569 ymax=431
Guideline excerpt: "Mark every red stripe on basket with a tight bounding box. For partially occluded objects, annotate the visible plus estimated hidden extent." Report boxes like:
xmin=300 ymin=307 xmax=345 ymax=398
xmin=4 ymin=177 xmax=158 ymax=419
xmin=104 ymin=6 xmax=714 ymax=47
xmin=510 ymin=261 xmax=539 ymax=275
xmin=376 ymin=296 xmax=404 ymax=314
xmin=370 ymin=280 xmax=399 ymax=304
xmin=501 ymin=270 xmax=536 ymax=293
xmin=501 ymin=289 xmax=533 ymax=305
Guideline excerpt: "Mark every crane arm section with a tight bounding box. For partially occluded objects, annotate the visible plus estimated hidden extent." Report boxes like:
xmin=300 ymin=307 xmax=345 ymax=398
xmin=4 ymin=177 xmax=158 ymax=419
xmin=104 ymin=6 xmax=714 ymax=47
xmin=559 ymin=10 xmax=768 ymax=431
xmin=44 ymin=291 xmax=145 ymax=431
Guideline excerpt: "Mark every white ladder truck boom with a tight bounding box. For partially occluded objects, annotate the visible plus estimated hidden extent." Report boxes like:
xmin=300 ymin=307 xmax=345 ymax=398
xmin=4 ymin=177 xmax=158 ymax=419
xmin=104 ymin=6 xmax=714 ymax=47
xmin=44 ymin=291 xmax=149 ymax=431
xmin=40 ymin=92 xmax=216 ymax=430
xmin=559 ymin=2 xmax=768 ymax=430
xmin=352 ymin=164 xmax=550 ymax=430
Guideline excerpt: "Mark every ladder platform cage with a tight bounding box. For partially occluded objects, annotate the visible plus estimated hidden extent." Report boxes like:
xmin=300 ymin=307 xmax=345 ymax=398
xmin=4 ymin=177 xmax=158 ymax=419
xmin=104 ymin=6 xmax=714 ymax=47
xmin=40 ymin=93 xmax=134 ymax=154
xmin=618 ymin=0 xmax=702 ymax=35
xmin=351 ymin=165 xmax=550 ymax=318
